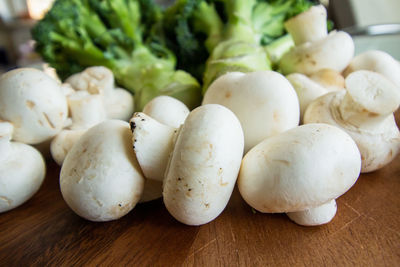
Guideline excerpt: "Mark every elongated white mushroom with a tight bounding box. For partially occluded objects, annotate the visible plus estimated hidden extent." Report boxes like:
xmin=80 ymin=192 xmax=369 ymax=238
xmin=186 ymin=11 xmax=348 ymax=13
xmin=163 ymin=104 xmax=244 ymax=225
xmin=0 ymin=121 xmax=46 ymax=213
xmin=131 ymin=104 xmax=244 ymax=225
xmin=50 ymin=91 xmax=107 ymax=165
xmin=66 ymin=66 xmax=134 ymax=121
xmin=0 ymin=68 xmax=68 ymax=144
xmin=202 ymin=71 xmax=299 ymax=152
xmin=304 ymin=70 xmax=400 ymax=172
xmin=343 ymin=50 xmax=400 ymax=87
xmin=60 ymin=120 xmax=145 ymax=222
xmin=238 ymin=123 xmax=361 ymax=226
xmin=280 ymin=5 xmax=354 ymax=75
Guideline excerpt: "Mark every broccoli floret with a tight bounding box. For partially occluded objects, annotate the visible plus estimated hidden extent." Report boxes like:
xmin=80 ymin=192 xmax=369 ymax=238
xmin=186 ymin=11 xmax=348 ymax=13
xmin=162 ymin=0 xmax=317 ymax=92
xmin=32 ymin=0 xmax=201 ymax=111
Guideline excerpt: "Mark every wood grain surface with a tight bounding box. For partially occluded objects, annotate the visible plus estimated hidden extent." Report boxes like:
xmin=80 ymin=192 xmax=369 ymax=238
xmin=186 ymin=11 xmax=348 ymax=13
xmin=0 ymin=112 xmax=399 ymax=267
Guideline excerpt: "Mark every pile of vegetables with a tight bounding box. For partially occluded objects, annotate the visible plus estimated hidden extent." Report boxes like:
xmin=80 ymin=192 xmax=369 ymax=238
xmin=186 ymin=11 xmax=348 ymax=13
xmin=1 ymin=1 xmax=399 ymax=228
xmin=31 ymin=0 xmax=317 ymax=110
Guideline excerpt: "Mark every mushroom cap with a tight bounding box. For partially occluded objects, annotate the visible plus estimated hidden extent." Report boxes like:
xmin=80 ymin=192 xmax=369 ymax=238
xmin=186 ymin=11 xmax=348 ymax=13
xmin=0 ymin=68 xmax=68 ymax=144
xmin=287 ymin=199 xmax=337 ymax=226
xmin=309 ymin=69 xmax=345 ymax=91
xmin=60 ymin=120 xmax=145 ymax=222
xmin=279 ymin=31 xmax=354 ymax=75
xmin=238 ymin=123 xmax=361 ymax=213
xmin=0 ymin=142 xmax=46 ymax=213
xmin=343 ymin=50 xmax=400 ymax=87
xmin=202 ymin=71 xmax=300 ymax=152
xmin=163 ymin=104 xmax=244 ymax=225
xmin=304 ymin=91 xmax=400 ymax=173
xmin=143 ymin=95 xmax=189 ymax=128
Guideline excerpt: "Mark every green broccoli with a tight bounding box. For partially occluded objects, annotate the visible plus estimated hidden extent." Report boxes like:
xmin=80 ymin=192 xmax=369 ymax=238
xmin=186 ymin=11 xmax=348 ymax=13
xmin=162 ymin=0 xmax=316 ymax=92
xmin=32 ymin=0 xmax=202 ymax=111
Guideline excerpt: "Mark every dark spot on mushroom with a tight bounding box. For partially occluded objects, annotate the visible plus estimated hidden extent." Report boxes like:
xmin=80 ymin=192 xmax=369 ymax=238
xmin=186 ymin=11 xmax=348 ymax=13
xmin=225 ymin=91 xmax=232 ymax=98
xmin=118 ymin=204 xmax=122 ymax=207
xmin=133 ymin=145 xmax=136 ymax=149
xmin=188 ymin=188 xmax=192 ymax=191
xmin=43 ymin=112 xmax=56 ymax=129
xmin=305 ymin=54 xmax=310 ymax=59
xmin=130 ymin=121 xmax=136 ymax=132
xmin=82 ymin=148 xmax=87 ymax=153
xmin=310 ymin=60 xmax=317 ymax=66
xmin=134 ymin=139 xmax=137 ymax=142
xmin=184 ymin=183 xmax=188 ymax=187
xmin=141 ymin=118 xmax=145 ymax=121
xmin=177 ymin=177 xmax=182 ymax=181
xmin=26 ymin=100 xmax=35 ymax=109
xmin=204 ymin=203 xmax=210 ymax=209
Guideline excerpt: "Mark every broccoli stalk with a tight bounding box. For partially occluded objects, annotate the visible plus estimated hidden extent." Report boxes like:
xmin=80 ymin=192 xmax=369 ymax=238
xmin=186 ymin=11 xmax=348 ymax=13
xmin=32 ymin=0 xmax=201 ymax=111
xmin=163 ymin=0 xmax=316 ymax=93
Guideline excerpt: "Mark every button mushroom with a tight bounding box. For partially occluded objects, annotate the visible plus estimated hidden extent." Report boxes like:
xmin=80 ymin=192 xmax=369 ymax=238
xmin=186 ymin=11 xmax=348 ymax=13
xmin=238 ymin=123 xmax=361 ymax=226
xmin=279 ymin=5 xmax=354 ymax=75
xmin=163 ymin=104 xmax=244 ymax=225
xmin=60 ymin=120 xmax=145 ymax=222
xmin=202 ymin=71 xmax=300 ymax=152
xmin=66 ymin=66 xmax=134 ymax=121
xmin=343 ymin=50 xmax=400 ymax=88
xmin=50 ymin=91 xmax=107 ymax=165
xmin=0 ymin=121 xmax=46 ymax=213
xmin=304 ymin=70 xmax=400 ymax=173
xmin=0 ymin=68 xmax=68 ymax=144
xmin=131 ymin=104 xmax=244 ymax=225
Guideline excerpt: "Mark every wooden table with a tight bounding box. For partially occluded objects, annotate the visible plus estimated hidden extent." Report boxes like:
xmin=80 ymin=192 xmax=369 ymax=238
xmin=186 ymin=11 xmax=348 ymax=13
xmin=1 ymin=115 xmax=399 ymax=266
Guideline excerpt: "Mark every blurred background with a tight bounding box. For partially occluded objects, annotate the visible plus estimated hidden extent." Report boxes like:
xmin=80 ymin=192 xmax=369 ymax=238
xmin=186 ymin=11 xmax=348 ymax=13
xmin=0 ymin=0 xmax=399 ymax=75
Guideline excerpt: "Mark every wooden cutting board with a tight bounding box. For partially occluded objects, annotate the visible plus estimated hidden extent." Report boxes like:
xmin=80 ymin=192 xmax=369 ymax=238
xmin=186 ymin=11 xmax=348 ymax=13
xmin=0 ymin=112 xmax=399 ymax=266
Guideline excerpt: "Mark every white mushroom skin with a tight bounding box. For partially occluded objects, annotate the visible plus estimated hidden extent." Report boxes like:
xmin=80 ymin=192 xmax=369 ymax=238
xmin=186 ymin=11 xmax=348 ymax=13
xmin=0 ymin=68 xmax=68 ymax=144
xmin=66 ymin=66 xmax=134 ymax=121
xmin=280 ymin=5 xmax=354 ymax=75
xmin=163 ymin=104 xmax=244 ymax=226
xmin=50 ymin=91 xmax=107 ymax=165
xmin=238 ymin=123 xmax=361 ymax=215
xmin=309 ymin=69 xmax=345 ymax=91
xmin=284 ymin=5 xmax=328 ymax=46
xmin=60 ymin=120 xmax=145 ymax=222
xmin=287 ymin=199 xmax=337 ymax=226
xmin=286 ymin=73 xmax=331 ymax=122
xmin=202 ymin=71 xmax=300 ymax=153
xmin=143 ymin=95 xmax=190 ymax=128
xmin=304 ymin=71 xmax=400 ymax=173
xmin=130 ymin=112 xmax=177 ymax=182
xmin=0 ymin=121 xmax=46 ymax=213
xmin=343 ymin=50 xmax=400 ymax=87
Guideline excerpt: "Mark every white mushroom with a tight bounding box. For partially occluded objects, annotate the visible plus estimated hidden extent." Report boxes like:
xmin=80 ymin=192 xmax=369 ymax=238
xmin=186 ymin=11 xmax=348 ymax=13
xmin=286 ymin=73 xmax=332 ymax=122
xmin=50 ymin=91 xmax=107 ymax=165
xmin=287 ymin=199 xmax=337 ymax=226
xmin=202 ymin=71 xmax=300 ymax=152
xmin=66 ymin=66 xmax=134 ymax=121
xmin=60 ymin=120 xmax=145 ymax=222
xmin=0 ymin=68 xmax=68 ymax=144
xmin=304 ymin=70 xmax=400 ymax=172
xmin=163 ymin=104 xmax=244 ymax=225
xmin=0 ymin=121 xmax=46 ymax=213
xmin=130 ymin=112 xmax=177 ymax=182
xmin=238 ymin=123 xmax=361 ymax=226
xmin=279 ymin=5 xmax=354 ymax=75
xmin=143 ymin=95 xmax=189 ymax=128
xmin=343 ymin=50 xmax=400 ymax=87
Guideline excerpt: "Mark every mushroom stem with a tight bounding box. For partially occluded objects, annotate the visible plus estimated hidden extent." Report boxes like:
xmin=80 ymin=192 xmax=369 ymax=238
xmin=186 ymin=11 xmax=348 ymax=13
xmin=286 ymin=199 xmax=337 ymax=226
xmin=130 ymin=112 xmax=178 ymax=182
xmin=284 ymin=5 xmax=328 ymax=46
xmin=68 ymin=91 xmax=107 ymax=130
xmin=338 ymin=71 xmax=400 ymax=129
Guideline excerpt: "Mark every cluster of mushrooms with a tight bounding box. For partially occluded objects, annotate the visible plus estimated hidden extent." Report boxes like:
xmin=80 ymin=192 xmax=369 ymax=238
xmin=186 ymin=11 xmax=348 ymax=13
xmin=1 ymin=5 xmax=399 ymax=227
